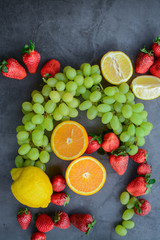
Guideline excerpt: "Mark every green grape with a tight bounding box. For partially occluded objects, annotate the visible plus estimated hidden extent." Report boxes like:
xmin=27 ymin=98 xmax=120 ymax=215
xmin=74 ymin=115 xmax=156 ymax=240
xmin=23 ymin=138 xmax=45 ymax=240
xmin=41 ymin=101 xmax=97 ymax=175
xmin=103 ymin=96 xmax=115 ymax=104
xmin=45 ymin=143 xmax=52 ymax=152
xmin=80 ymin=63 xmax=86 ymax=70
xmin=44 ymin=100 xmax=56 ymax=113
xmin=16 ymin=125 xmax=25 ymax=132
xmin=67 ymin=98 xmax=80 ymax=108
xmin=113 ymin=86 xmax=119 ymax=93
xmin=132 ymin=103 xmax=144 ymax=113
xmin=79 ymin=100 xmax=92 ymax=111
xmin=66 ymin=67 xmax=77 ymax=80
xmin=97 ymin=112 xmax=103 ymax=117
xmin=69 ymin=108 xmax=78 ymax=118
xmin=136 ymin=137 xmax=145 ymax=146
xmin=126 ymin=197 xmax=138 ymax=209
xmin=126 ymin=91 xmax=135 ymax=103
xmin=140 ymin=110 xmax=148 ymax=119
xmin=69 ymin=90 xmax=76 ymax=96
xmin=32 ymin=129 xmax=44 ymax=146
xmin=119 ymin=83 xmax=129 ymax=94
xmin=41 ymin=84 xmax=51 ymax=97
xmin=126 ymin=136 xmax=136 ymax=146
xmin=91 ymin=73 xmax=102 ymax=84
xmin=54 ymin=73 xmax=68 ymax=82
xmin=83 ymin=63 xmax=91 ymax=76
xmin=44 ymin=116 xmax=54 ymax=131
xmin=35 ymin=124 xmax=45 ymax=131
xmin=110 ymin=116 xmax=120 ymax=131
xmin=53 ymin=108 xmax=63 ymax=121
xmin=122 ymin=209 xmax=134 ymax=220
xmin=140 ymin=122 xmax=153 ymax=136
xmin=128 ymin=124 xmax=135 ymax=136
xmin=59 ymin=103 xmax=69 ymax=116
xmin=120 ymin=191 xmax=130 ymax=205
xmin=121 ymin=104 xmax=133 ymax=118
xmin=91 ymin=85 xmax=101 ymax=92
xmin=97 ymin=104 xmax=111 ymax=113
xmin=22 ymin=102 xmax=32 ymax=112
xmin=55 ymin=81 xmax=66 ymax=91
xmin=32 ymin=114 xmax=44 ymax=124
xmin=135 ymin=127 xmax=144 ymax=137
xmin=33 ymin=103 xmax=44 ymax=114
xmin=122 ymin=220 xmax=135 ymax=229
xmin=84 ymin=77 xmax=94 ymax=88
xmin=27 ymin=148 xmax=39 ymax=161
xmin=130 ymin=113 xmax=143 ymax=125
xmin=15 ymin=155 xmax=24 ymax=168
xmin=24 ymin=159 xmax=35 ymax=167
xmin=46 ymin=77 xmax=57 ymax=87
xmin=39 ymin=150 xmax=50 ymax=163
xmin=113 ymin=102 xmax=123 ymax=113
xmin=115 ymin=225 xmax=127 ymax=236
xmin=91 ymin=65 xmax=100 ymax=74
xmin=66 ymin=81 xmax=78 ymax=91
xmin=35 ymin=160 xmax=46 ymax=171
xmin=89 ymin=91 xmax=102 ymax=102
xmin=42 ymin=135 xmax=49 ymax=147
xmin=49 ymin=90 xmax=61 ymax=103
xmin=116 ymin=113 xmax=125 ymax=123
xmin=32 ymin=93 xmax=44 ymax=103
xmin=62 ymin=92 xmax=73 ymax=103
xmin=18 ymin=143 xmax=31 ymax=155
xmin=114 ymin=123 xmax=122 ymax=135
xmin=101 ymin=112 xmax=113 ymax=124
xmin=17 ymin=131 xmax=29 ymax=141
xmin=104 ymin=86 xmax=116 ymax=96
xmin=76 ymin=69 xmax=83 ymax=76
xmin=31 ymin=90 xmax=39 ymax=98
xmin=106 ymin=123 xmax=112 ymax=129
xmin=114 ymin=92 xmax=126 ymax=103
xmin=120 ymin=131 xmax=130 ymax=142
xmin=17 ymin=139 xmax=30 ymax=145
xmin=87 ymin=106 xmax=98 ymax=120
xmin=82 ymin=90 xmax=91 ymax=100
xmin=128 ymin=145 xmax=138 ymax=155
xmin=61 ymin=116 xmax=70 ymax=121
xmin=74 ymin=75 xmax=84 ymax=86
xmin=76 ymin=86 xmax=86 ymax=94
xmin=22 ymin=112 xmax=34 ymax=124
xmin=63 ymin=66 xmax=71 ymax=74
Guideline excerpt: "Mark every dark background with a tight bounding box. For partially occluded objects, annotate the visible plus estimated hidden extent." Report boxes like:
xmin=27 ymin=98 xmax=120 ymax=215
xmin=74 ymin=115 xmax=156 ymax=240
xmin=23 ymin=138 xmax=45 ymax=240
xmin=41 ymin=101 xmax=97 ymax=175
xmin=0 ymin=0 xmax=160 ymax=239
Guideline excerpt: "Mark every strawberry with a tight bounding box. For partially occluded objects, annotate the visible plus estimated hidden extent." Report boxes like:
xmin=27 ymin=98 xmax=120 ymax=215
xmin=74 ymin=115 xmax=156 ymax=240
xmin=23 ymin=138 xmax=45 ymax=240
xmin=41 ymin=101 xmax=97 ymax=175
xmin=40 ymin=59 xmax=60 ymax=79
xmin=85 ymin=134 xmax=102 ymax=154
xmin=51 ymin=192 xmax=70 ymax=206
xmin=151 ymin=37 xmax=160 ymax=57
xmin=70 ymin=214 xmax=96 ymax=235
xmin=150 ymin=58 xmax=160 ymax=77
xmin=51 ymin=175 xmax=66 ymax=192
xmin=109 ymin=154 xmax=129 ymax=175
xmin=130 ymin=148 xmax=148 ymax=163
xmin=0 ymin=58 xmax=27 ymax=80
xmin=101 ymin=132 xmax=119 ymax=152
xmin=137 ymin=163 xmax=152 ymax=176
xmin=35 ymin=214 xmax=54 ymax=233
xmin=134 ymin=199 xmax=151 ymax=216
xmin=31 ymin=232 xmax=46 ymax=240
xmin=17 ymin=208 xmax=31 ymax=230
xmin=22 ymin=40 xmax=41 ymax=74
xmin=126 ymin=176 xmax=156 ymax=197
xmin=135 ymin=46 xmax=154 ymax=74
xmin=54 ymin=211 xmax=70 ymax=229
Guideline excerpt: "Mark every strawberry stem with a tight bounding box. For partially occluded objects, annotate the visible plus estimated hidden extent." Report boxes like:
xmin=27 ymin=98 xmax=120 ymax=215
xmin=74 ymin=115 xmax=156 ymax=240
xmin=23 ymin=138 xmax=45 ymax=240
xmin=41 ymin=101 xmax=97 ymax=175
xmin=85 ymin=216 xmax=96 ymax=235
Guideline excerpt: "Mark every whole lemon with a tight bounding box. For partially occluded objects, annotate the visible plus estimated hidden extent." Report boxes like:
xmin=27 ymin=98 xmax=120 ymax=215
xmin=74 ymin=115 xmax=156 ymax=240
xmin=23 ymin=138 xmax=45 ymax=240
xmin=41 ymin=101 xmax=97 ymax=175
xmin=11 ymin=166 xmax=53 ymax=208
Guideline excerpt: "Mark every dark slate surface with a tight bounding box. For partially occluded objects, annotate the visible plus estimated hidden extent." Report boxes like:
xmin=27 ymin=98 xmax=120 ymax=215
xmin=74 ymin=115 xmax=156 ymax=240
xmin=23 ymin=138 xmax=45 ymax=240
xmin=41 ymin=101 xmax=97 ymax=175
xmin=0 ymin=0 xmax=160 ymax=239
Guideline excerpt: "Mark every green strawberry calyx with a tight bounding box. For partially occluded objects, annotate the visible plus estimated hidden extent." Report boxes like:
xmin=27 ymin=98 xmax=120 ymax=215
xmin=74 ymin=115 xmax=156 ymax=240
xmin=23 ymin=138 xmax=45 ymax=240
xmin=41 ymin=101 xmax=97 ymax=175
xmin=64 ymin=193 xmax=70 ymax=206
xmin=153 ymin=37 xmax=160 ymax=45
xmin=89 ymin=133 xmax=102 ymax=144
xmin=145 ymin=175 xmax=156 ymax=195
xmin=140 ymin=46 xmax=153 ymax=56
xmin=53 ymin=211 xmax=62 ymax=223
xmin=134 ymin=199 xmax=145 ymax=214
xmin=18 ymin=208 xmax=29 ymax=215
xmin=0 ymin=59 xmax=8 ymax=73
xmin=111 ymin=145 xmax=129 ymax=156
xmin=22 ymin=40 xmax=35 ymax=55
xmin=85 ymin=216 xmax=96 ymax=235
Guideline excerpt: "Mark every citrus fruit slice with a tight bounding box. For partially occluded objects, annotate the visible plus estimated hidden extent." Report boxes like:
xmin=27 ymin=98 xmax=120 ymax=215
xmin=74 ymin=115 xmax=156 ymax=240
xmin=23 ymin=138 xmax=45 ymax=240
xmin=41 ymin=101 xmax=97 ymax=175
xmin=100 ymin=51 xmax=133 ymax=84
xmin=131 ymin=75 xmax=160 ymax=100
xmin=51 ymin=121 xmax=88 ymax=160
xmin=65 ymin=156 xmax=106 ymax=195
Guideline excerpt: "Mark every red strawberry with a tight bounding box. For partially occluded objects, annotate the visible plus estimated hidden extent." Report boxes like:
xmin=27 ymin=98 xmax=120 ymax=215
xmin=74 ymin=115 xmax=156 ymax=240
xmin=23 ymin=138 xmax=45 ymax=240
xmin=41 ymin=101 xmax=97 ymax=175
xmin=22 ymin=41 xmax=41 ymax=74
xmin=70 ymin=214 xmax=96 ymax=235
xmin=51 ymin=175 xmax=66 ymax=192
xmin=40 ymin=59 xmax=60 ymax=79
xmin=101 ymin=132 xmax=119 ymax=152
xmin=51 ymin=192 xmax=70 ymax=206
xmin=35 ymin=214 xmax=54 ymax=233
xmin=31 ymin=232 xmax=46 ymax=240
xmin=1 ymin=58 xmax=27 ymax=80
xmin=126 ymin=176 xmax=156 ymax=197
xmin=54 ymin=211 xmax=70 ymax=229
xmin=135 ymin=46 xmax=154 ymax=74
xmin=130 ymin=148 xmax=148 ymax=163
xmin=17 ymin=208 xmax=31 ymax=230
xmin=109 ymin=154 xmax=129 ymax=175
xmin=150 ymin=57 xmax=160 ymax=77
xmin=85 ymin=134 xmax=101 ymax=154
xmin=137 ymin=163 xmax=152 ymax=176
xmin=134 ymin=199 xmax=151 ymax=216
xmin=151 ymin=37 xmax=160 ymax=57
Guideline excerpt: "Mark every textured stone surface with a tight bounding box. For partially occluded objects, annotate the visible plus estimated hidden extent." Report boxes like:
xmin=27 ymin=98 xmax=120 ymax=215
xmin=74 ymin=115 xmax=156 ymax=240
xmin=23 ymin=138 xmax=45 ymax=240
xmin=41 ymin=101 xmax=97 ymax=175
xmin=0 ymin=0 xmax=160 ymax=239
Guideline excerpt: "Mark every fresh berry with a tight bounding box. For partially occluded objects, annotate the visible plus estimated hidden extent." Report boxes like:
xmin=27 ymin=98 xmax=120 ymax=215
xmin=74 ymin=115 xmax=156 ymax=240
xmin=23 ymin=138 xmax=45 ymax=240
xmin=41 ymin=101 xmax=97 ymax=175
xmin=54 ymin=211 xmax=70 ymax=229
xmin=135 ymin=46 xmax=154 ymax=74
xmin=150 ymin=58 xmax=160 ymax=77
xmin=0 ymin=58 xmax=27 ymax=80
xmin=151 ymin=37 xmax=160 ymax=57
xmin=126 ymin=176 xmax=156 ymax=197
xmin=22 ymin=40 xmax=41 ymax=74
xmin=130 ymin=149 xmax=148 ymax=163
xmin=109 ymin=154 xmax=129 ymax=175
xmin=17 ymin=208 xmax=31 ymax=230
xmin=85 ymin=134 xmax=102 ymax=154
xmin=35 ymin=214 xmax=54 ymax=233
xmin=70 ymin=214 xmax=96 ymax=235
xmin=101 ymin=132 xmax=119 ymax=152
xmin=51 ymin=175 xmax=66 ymax=192
xmin=40 ymin=59 xmax=60 ymax=79
xmin=31 ymin=232 xmax=46 ymax=240
xmin=51 ymin=192 xmax=70 ymax=206
xmin=134 ymin=199 xmax=151 ymax=216
xmin=137 ymin=163 xmax=152 ymax=176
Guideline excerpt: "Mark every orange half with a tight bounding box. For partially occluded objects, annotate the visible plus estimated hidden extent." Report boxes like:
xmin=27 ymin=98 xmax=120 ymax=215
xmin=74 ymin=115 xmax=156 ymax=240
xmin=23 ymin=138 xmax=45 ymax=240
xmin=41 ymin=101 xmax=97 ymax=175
xmin=65 ymin=156 xmax=106 ymax=195
xmin=51 ymin=121 xmax=88 ymax=160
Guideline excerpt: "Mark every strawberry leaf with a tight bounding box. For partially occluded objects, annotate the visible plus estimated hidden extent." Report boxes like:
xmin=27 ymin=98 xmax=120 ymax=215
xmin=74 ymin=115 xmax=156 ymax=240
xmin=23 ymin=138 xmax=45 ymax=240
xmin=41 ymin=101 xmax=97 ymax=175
xmin=18 ymin=208 xmax=29 ymax=215
xmin=54 ymin=211 xmax=61 ymax=223
xmin=140 ymin=46 xmax=153 ymax=56
xmin=2 ymin=65 xmax=8 ymax=73
xmin=97 ymin=147 xmax=105 ymax=155
xmin=148 ymin=179 xmax=156 ymax=184
xmin=85 ymin=216 xmax=96 ymax=235
xmin=153 ymin=36 xmax=160 ymax=45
